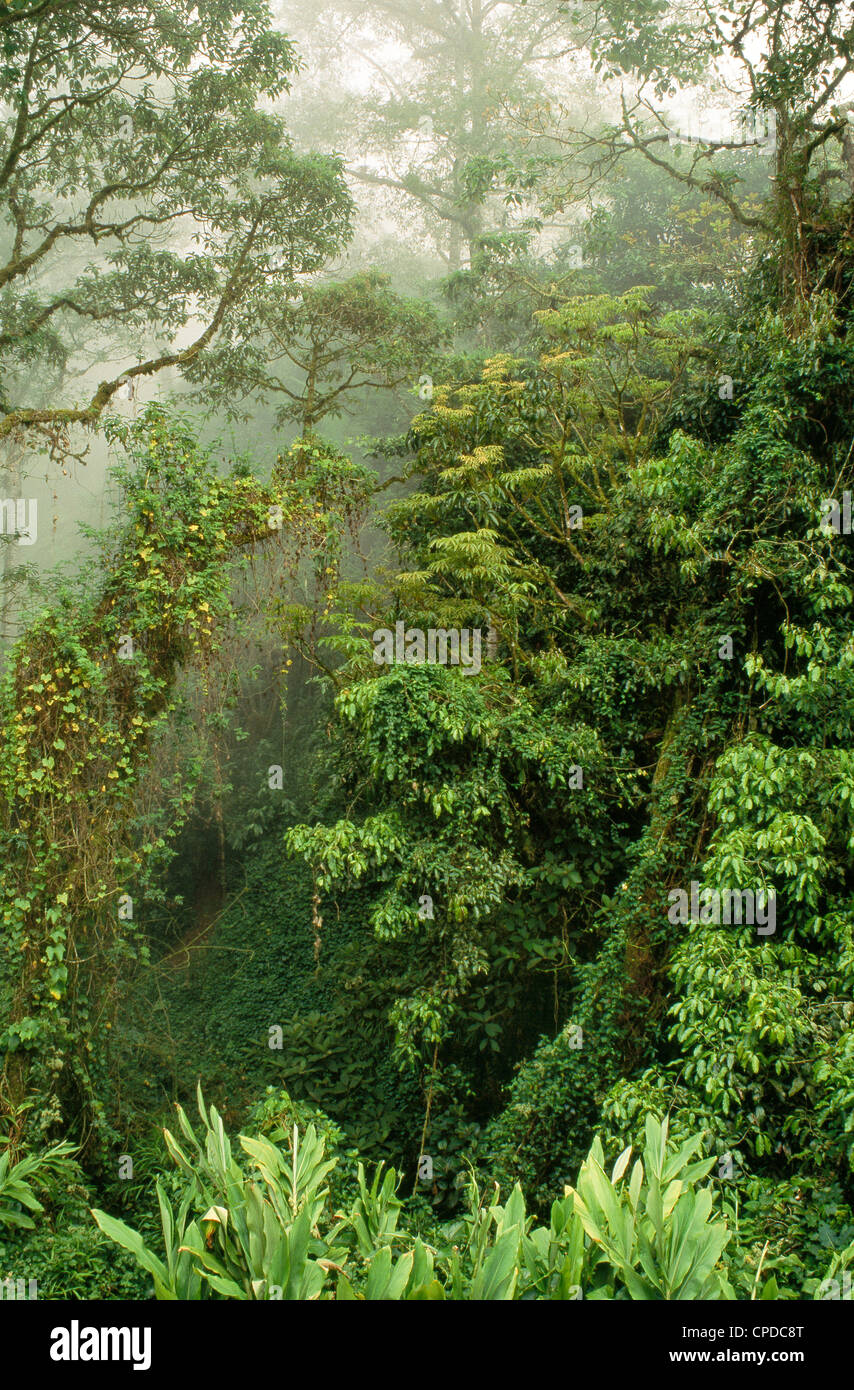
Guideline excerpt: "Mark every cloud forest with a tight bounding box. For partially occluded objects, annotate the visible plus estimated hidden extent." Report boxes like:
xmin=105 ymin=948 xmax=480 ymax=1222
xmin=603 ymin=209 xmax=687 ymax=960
xmin=0 ymin=0 xmax=852 ymax=1355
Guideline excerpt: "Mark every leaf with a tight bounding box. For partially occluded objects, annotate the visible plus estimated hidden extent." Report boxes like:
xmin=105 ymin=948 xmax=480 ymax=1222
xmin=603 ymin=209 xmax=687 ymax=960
xmin=91 ymin=1209 xmax=172 ymax=1295
xmin=471 ymin=1229 xmax=520 ymax=1300
xmin=205 ymin=1273 xmax=247 ymax=1299
xmin=612 ymin=1145 xmax=633 ymax=1185
xmin=407 ymin=1280 xmax=446 ymax=1300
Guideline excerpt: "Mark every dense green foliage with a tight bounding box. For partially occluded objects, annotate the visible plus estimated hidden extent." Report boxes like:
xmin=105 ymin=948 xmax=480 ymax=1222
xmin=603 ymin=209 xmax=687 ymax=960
xmin=92 ymin=1087 xmax=776 ymax=1300
xmin=1 ymin=0 xmax=853 ymax=1308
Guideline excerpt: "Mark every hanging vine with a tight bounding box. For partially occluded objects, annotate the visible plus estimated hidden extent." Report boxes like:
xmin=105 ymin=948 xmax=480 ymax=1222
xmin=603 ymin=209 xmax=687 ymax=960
xmin=0 ymin=406 xmax=372 ymax=1157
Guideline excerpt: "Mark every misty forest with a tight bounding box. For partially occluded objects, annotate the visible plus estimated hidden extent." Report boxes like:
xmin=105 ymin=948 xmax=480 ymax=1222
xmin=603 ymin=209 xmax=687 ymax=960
xmin=1 ymin=0 xmax=853 ymax=1307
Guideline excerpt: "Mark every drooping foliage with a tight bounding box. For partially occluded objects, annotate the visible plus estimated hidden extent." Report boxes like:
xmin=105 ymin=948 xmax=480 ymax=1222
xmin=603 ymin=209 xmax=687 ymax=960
xmin=0 ymin=407 xmax=371 ymax=1157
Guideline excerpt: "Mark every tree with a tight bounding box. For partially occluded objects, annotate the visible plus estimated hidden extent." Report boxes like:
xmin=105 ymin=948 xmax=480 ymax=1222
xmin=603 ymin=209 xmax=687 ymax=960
xmin=187 ymin=269 xmax=446 ymax=438
xmin=556 ymin=0 xmax=854 ymax=311
xmin=0 ymin=0 xmax=354 ymax=461
xmin=277 ymin=0 xmax=586 ymax=270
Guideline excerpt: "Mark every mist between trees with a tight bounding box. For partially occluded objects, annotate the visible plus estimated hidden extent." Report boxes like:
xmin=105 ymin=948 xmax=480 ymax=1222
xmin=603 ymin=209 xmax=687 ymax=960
xmin=0 ymin=0 xmax=853 ymax=1312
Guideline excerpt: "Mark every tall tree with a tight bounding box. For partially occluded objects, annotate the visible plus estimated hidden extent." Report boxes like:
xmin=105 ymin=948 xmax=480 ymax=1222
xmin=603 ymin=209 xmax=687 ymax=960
xmin=276 ymin=0 xmax=586 ymax=270
xmin=187 ymin=269 xmax=445 ymax=439
xmin=556 ymin=0 xmax=854 ymax=312
xmin=0 ymin=0 xmax=353 ymax=462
